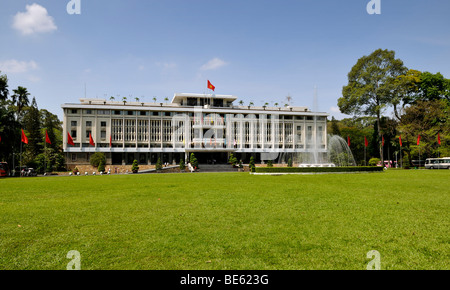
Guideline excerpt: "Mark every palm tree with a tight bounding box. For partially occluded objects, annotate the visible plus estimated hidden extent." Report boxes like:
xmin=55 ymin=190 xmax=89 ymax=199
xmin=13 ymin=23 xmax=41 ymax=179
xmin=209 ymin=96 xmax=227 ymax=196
xmin=110 ymin=96 xmax=115 ymax=101
xmin=152 ymin=97 xmax=157 ymax=103
xmin=11 ymin=86 xmax=30 ymax=118
xmin=238 ymin=100 xmax=244 ymax=106
xmin=122 ymin=96 xmax=127 ymax=105
xmin=135 ymin=97 xmax=140 ymax=103
xmin=274 ymin=102 xmax=279 ymax=107
xmin=164 ymin=97 xmax=169 ymax=104
xmin=0 ymin=72 xmax=8 ymax=102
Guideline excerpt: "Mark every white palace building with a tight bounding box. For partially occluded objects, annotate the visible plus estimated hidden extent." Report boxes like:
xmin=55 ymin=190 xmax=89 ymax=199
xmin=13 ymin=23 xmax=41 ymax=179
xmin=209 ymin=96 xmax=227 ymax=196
xmin=62 ymin=93 xmax=329 ymax=167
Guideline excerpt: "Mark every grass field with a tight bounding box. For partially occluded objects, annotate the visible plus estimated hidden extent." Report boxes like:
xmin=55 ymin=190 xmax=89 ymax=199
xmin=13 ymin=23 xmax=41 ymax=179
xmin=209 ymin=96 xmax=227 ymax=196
xmin=0 ymin=170 xmax=449 ymax=270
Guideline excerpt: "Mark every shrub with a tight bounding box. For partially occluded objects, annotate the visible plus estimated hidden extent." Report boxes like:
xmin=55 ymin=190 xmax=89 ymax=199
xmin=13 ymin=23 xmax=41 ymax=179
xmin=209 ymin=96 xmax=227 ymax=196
xmin=228 ymin=153 xmax=238 ymax=167
xmin=403 ymin=155 xmax=410 ymax=169
xmin=155 ymin=158 xmax=162 ymax=171
xmin=267 ymin=160 xmax=273 ymax=168
xmin=98 ymin=160 xmax=106 ymax=173
xmin=90 ymin=152 xmax=106 ymax=168
xmin=287 ymin=158 xmax=293 ymax=167
xmin=369 ymin=158 xmax=381 ymax=167
xmin=179 ymin=159 xmax=186 ymax=171
xmin=190 ymin=153 xmax=199 ymax=169
xmin=131 ymin=160 xmax=139 ymax=173
xmin=249 ymin=156 xmax=255 ymax=172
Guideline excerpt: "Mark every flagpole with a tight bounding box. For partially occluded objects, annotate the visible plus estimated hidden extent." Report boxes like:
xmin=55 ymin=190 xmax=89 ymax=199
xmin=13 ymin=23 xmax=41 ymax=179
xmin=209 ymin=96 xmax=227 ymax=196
xmin=417 ymin=143 xmax=421 ymax=169
xmin=45 ymin=137 xmax=46 ymax=175
xmin=400 ymin=145 xmax=402 ymax=168
xmin=364 ymin=146 xmax=366 ymax=166
xmin=20 ymin=139 xmax=22 ymax=178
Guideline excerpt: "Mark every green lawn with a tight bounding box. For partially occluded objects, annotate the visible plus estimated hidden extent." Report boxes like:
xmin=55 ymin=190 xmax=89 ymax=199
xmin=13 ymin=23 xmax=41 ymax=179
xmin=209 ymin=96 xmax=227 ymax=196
xmin=0 ymin=170 xmax=449 ymax=270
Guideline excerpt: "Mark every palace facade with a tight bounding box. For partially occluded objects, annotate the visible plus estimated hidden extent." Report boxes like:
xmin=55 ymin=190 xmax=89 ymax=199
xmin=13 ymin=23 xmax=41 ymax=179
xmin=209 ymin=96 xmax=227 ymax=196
xmin=62 ymin=93 xmax=329 ymax=167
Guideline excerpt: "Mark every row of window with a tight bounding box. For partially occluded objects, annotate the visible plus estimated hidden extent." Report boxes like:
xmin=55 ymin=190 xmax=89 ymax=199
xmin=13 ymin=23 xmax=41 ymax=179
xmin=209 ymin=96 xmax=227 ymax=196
xmin=68 ymin=109 xmax=327 ymax=121
xmin=71 ymin=118 xmax=326 ymax=129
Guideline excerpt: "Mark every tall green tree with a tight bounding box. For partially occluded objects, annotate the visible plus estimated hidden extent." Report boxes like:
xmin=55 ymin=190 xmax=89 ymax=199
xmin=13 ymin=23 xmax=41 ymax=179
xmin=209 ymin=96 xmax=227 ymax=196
xmin=0 ymin=102 xmax=21 ymax=164
xmin=339 ymin=117 xmax=375 ymax=165
xmin=11 ymin=86 xmax=30 ymax=120
xmin=398 ymin=99 xmax=449 ymax=160
xmin=22 ymin=97 xmax=42 ymax=164
xmin=41 ymin=109 xmax=62 ymax=151
xmin=0 ymin=71 xmax=8 ymax=101
xmin=330 ymin=116 xmax=341 ymax=136
xmin=339 ymin=49 xmax=407 ymax=165
xmin=417 ymin=72 xmax=450 ymax=102
xmin=391 ymin=69 xmax=422 ymax=121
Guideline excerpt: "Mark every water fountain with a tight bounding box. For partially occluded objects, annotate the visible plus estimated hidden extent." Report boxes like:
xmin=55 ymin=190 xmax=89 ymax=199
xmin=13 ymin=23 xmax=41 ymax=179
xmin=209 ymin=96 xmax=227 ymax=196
xmin=294 ymin=134 xmax=356 ymax=167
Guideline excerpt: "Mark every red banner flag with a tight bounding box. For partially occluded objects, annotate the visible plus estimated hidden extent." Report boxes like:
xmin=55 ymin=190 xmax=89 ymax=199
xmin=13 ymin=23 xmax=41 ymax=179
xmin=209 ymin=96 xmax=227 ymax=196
xmin=0 ymin=135 xmax=2 ymax=143
xmin=67 ymin=132 xmax=75 ymax=146
xmin=364 ymin=136 xmax=368 ymax=147
xmin=45 ymin=130 xmax=52 ymax=144
xmin=89 ymin=132 xmax=95 ymax=146
xmin=21 ymin=129 xmax=28 ymax=144
xmin=382 ymin=135 xmax=385 ymax=147
xmin=417 ymin=135 xmax=421 ymax=146
xmin=207 ymin=80 xmax=215 ymax=91
xmin=347 ymin=136 xmax=351 ymax=147
xmin=438 ymin=133 xmax=441 ymax=145
xmin=399 ymin=135 xmax=403 ymax=147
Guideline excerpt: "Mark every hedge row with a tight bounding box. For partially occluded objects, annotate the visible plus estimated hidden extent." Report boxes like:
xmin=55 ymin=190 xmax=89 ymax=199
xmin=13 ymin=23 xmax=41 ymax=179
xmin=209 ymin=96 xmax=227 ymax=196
xmin=254 ymin=166 xmax=384 ymax=173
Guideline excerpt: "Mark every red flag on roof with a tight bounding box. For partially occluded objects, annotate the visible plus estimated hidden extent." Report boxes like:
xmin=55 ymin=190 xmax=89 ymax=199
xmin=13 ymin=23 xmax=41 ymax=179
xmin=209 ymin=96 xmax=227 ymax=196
xmin=45 ymin=130 xmax=51 ymax=145
xmin=67 ymin=132 xmax=75 ymax=146
xmin=21 ymin=129 xmax=28 ymax=144
xmin=207 ymin=80 xmax=215 ymax=91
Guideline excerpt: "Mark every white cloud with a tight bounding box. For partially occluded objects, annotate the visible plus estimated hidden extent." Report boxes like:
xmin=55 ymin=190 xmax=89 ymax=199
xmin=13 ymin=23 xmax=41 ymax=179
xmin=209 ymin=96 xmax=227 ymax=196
xmin=0 ymin=59 xmax=39 ymax=74
xmin=200 ymin=58 xmax=228 ymax=71
xmin=12 ymin=3 xmax=57 ymax=35
xmin=330 ymin=106 xmax=341 ymax=113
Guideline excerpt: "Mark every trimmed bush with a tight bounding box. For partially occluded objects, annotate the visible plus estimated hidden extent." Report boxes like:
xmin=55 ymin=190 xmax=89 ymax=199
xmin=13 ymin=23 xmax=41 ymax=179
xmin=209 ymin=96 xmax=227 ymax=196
xmin=90 ymin=152 xmax=106 ymax=168
xmin=155 ymin=158 xmax=162 ymax=171
xmin=369 ymin=158 xmax=381 ymax=167
xmin=287 ymin=158 xmax=293 ymax=168
xmin=179 ymin=159 xmax=186 ymax=171
xmin=190 ymin=153 xmax=199 ymax=170
xmin=249 ymin=156 xmax=256 ymax=172
xmin=131 ymin=160 xmax=139 ymax=173
xmin=228 ymin=154 xmax=238 ymax=167
xmin=98 ymin=160 xmax=105 ymax=173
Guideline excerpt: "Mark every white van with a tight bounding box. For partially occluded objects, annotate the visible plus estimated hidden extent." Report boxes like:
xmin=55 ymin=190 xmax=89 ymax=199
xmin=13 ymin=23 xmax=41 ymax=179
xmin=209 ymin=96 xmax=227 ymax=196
xmin=425 ymin=158 xmax=450 ymax=169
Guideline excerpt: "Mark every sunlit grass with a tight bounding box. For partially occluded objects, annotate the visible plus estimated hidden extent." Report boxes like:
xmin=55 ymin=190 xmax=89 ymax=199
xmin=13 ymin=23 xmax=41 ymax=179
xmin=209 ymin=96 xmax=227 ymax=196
xmin=0 ymin=170 xmax=448 ymax=270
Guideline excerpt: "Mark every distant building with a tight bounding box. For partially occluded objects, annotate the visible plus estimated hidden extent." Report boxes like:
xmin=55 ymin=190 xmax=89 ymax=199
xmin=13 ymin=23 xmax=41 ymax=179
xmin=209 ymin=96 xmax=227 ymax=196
xmin=61 ymin=93 xmax=329 ymax=167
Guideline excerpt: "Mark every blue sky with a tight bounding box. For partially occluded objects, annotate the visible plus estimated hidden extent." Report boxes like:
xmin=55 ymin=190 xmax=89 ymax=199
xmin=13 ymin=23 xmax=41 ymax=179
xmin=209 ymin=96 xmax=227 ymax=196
xmin=1 ymin=0 xmax=450 ymax=120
